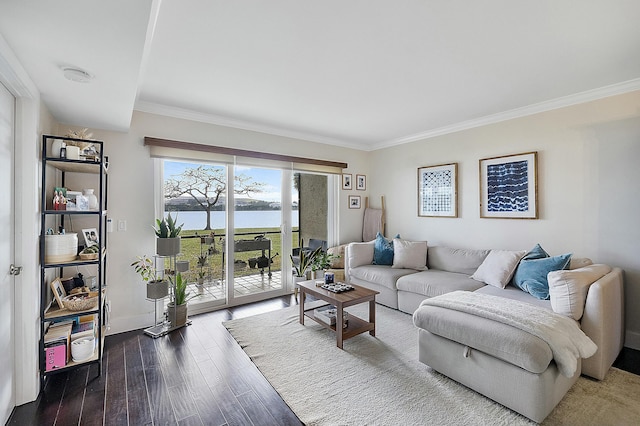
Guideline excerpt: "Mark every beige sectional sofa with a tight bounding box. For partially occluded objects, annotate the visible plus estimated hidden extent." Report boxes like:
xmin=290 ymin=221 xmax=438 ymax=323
xmin=344 ymin=241 xmax=624 ymax=423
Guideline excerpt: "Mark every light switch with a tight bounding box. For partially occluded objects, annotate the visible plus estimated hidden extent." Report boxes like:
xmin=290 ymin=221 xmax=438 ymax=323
xmin=118 ymin=220 xmax=127 ymax=231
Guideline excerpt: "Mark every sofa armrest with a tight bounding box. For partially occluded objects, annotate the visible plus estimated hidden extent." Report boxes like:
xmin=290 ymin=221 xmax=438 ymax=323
xmin=344 ymin=242 xmax=375 ymax=282
xmin=580 ymin=267 xmax=624 ymax=380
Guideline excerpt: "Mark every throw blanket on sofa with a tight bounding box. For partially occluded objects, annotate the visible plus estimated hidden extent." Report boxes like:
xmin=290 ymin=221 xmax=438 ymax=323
xmin=420 ymin=291 xmax=597 ymax=377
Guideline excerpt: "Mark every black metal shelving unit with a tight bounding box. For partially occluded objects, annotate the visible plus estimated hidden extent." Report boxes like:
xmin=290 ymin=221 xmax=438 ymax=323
xmin=39 ymin=135 xmax=108 ymax=385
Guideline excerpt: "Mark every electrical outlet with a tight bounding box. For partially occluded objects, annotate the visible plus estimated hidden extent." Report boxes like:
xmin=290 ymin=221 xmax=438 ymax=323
xmin=118 ymin=219 xmax=127 ymax=231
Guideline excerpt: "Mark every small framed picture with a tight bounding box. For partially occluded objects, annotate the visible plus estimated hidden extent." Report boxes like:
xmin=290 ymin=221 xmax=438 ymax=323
xmin=82 ymin=228 xmax=99 ymax=247
xmin=348 ymin=195 xmax=361 ymax=209
xmin=50 ymin=278 xmax=66 ymax=308
xmin=356 ymin=174 xmax=366 ymax=191
xmin=342 ymin=174 xmax=352 ymax=190
xmin=480 ymin=152 xmax=538 ymax=219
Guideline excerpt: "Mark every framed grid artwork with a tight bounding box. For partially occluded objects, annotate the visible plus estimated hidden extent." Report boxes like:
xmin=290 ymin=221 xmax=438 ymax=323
xmin=418 ymin=163 xmax=458 ymax=217
xmin=479 ymin=151 xmax=537 ymax=219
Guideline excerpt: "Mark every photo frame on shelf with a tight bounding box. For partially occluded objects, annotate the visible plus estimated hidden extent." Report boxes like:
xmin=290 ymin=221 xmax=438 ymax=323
xmin=82 ymin=228 xmax=99 ymax=247
xmin=356 ymin=174 xmax=366 ymax=190
xmin=418 ymin=163 xmax=458 ymax=217
xmin=349 ymin=195 xmax=361 ymax=209
xmin=479 ymin=151 xmax=538 ymax=219
xmin=50 ymin=278 xmax=66 ymax=308
xmin=342 ymin=173 xmax=352 ymax=190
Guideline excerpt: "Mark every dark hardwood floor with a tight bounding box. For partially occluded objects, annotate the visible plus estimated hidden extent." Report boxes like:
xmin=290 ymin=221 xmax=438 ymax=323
xmin=9 ymin=295 xmax=303 ymax=426
xmin=9 ymin=295 xmax=640 ymax=425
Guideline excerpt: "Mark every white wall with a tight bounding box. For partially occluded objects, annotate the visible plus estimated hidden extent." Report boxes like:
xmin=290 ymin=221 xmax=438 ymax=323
xmin=77 ymin=111 xmax=370 ymax=333
xmin=369 ymin=91 xmax=640 ymax=349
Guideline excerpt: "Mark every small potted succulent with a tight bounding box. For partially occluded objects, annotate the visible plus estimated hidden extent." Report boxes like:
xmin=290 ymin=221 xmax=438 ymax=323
xmin=311 ymin=251 xmax=340 ymax=280
xmin=130 ymin=255 xmax=168 ymax=299
xmin=154 ymin=212 xmax=183 ymax=256
xmin=291 ymin=246 xmax=322 ymax=280
xmin=168 ymin=272 xmax=199 ymax=327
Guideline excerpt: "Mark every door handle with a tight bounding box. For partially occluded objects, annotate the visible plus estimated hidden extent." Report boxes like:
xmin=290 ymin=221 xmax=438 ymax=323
xmin=9 ymin=264 xmax=22 ymax=276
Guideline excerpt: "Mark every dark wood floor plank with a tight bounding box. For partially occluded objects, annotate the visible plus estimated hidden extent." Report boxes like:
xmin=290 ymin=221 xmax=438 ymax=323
xmin=208 ymin=383 xmax=253 ymax=426
xmin=169 ymin=381 xmax=199 ymax=421
xmin=182 ymin=368 xmax=227 ymax=426
xmin=104 ymin=341 xmax=128 ymax=426
xmin=125 ymin=335 xmax=153 ymax=425
xmin=79 ymin=363 xmax=107 ymax=426
xmin=35 ymin=372 xmax=68 ymax=426
xmin=236 ymin=390 xmax=278 ymax=426
xmin=55 ymin=365 xmax=89 ymax=426
xmin=144 ymin=364 xmax=178 ymax=425
xmin=178 ymin=413 xmax=205 ymax=426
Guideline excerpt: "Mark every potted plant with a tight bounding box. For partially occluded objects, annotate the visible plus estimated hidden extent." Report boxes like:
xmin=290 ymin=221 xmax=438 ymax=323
xmin=291 ymin=246 xmax=322 ymax=280
xmin=130 ymin=255 xmax=168 ymax=299
xmin=311 ymin=251 xmax=340 ymax=280
xmin=168 ymin=272 xmax=197 ymax=327
xmin=154 ymin=212 xmax=183 ymax=256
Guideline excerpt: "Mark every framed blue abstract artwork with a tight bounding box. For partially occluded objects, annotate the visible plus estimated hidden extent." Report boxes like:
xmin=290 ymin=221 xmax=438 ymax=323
xmin=480 ymin=152 xmax=538 ymax=219
xmin=418 ymin=163 xmax=458 ymax=217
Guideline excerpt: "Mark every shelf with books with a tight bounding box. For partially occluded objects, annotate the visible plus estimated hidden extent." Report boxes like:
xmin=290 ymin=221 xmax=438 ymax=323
xmin=39 ymin=134 xmax=109 ymax=384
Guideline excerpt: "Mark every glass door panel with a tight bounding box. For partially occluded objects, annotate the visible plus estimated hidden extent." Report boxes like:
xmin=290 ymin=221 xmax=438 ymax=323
xmin=232 ymin=166 xmax=285 ymax=301
xmin=163 ymin=160 xmax=228 ymax=315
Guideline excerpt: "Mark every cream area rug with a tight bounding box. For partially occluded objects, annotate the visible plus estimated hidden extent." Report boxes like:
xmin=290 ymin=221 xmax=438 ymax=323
xmin=224 ymin=303 xmax=640 ymax=425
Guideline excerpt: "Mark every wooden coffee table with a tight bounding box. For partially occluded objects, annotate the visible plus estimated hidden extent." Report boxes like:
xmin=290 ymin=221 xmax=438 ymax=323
xmin=298 ymin=280 xmax=379 ymax=349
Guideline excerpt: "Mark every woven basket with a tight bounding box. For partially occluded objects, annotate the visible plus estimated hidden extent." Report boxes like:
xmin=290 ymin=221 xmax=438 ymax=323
xmin=62 ymin=292 xmax=97 ymax=311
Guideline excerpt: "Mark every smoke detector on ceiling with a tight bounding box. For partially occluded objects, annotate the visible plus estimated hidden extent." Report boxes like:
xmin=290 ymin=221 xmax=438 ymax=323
xmin=62 ymin=67 xmax=93 ymax=83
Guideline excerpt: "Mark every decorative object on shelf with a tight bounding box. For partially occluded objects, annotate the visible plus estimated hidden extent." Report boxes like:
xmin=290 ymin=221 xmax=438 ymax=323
xmin=51 ymin=139 xmax=65 ymax=158
xmin=71 ymin=336 xmax=95 ymax=362
xmin=44 ymin=233 xmax=78 ymax=263
xmin=82 ymin=189 xmax=98 ymax=210
xmin=349 ymin=195 xmax=361 ymax=209
xmin=342 ymin=173 xmax=352 ymax=190
xmin=62 ymin=292 xmax=98 ymax=311
xmin=356 ymin=174 xmax=366 ymax=190
xmin=154 ymin=212 xmax=183 ymax=256
xmin=130 ymin=255 xmax=169 ymax=300
xmin=418 ymin=163 xmax=458 ymax=218
xmin=480 ymin=152 xmax=538 ymax=219
xmin=82 ymin=228 xmax=99 ymax=247
xmin=79 ymin=245 xmax=100 ymax=260
xmin=53 ymin=187 xmax=67 ymax=210
xmin=50 ymin=278 xmax=67 ymax=308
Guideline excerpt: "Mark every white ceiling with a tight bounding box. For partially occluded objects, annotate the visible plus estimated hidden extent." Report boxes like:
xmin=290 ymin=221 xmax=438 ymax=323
xmin=1 ymin=1 xmax=639 ymax=150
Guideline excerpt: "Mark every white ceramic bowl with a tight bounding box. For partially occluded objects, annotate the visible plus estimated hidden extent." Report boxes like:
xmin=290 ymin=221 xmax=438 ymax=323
xmin=71 ymin=336 xmax=95 ymax=362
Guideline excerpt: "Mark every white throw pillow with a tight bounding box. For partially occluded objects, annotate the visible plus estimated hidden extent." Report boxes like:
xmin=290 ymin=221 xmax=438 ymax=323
xmin=391 ymin=239 xmax=428 ymax=270
xmin=470 ymin=249 xmax=526 ymax=288
xmin=347 ymin=242 xmax=375 ymax=269
xmin=548 ymin=264 xmax=611 ymax=320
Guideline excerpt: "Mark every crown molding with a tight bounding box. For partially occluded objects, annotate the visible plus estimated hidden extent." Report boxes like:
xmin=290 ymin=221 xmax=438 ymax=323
xmin=134 ymin=100 xmax=369 ymax=151
xmin=0 ymin=34 xmax=38 ymax=98
xmin=374 ymin=78 xmax=640 ymax=150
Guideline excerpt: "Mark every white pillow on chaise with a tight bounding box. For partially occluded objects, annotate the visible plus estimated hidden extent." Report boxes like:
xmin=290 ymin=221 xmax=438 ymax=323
xmin=471 ymin=249 xmax=526 ymax=288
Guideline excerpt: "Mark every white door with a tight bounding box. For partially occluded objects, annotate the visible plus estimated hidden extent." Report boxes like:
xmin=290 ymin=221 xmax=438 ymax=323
xmin=0 ymin=82 xmax=16 ymax=424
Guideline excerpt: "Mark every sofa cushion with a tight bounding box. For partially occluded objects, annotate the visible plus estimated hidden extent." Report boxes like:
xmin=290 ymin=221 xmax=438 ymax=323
xmin=347 ymin=241 xmax=374 ymax=269
xmin=327 ymin=244 xmax=345 ymax=269
xmin=413 ymin=304 xmax=553 ymax=374
xmin=474 ymin=284 xmax=553 ymax=310
xmin=392 ymin=239 xmax=428 ymax=270
xmin=513 ymin=253 xmax=572 ymax=300
xmin=397 ymin=270 xmax=485 ymax=298
xmin=373 ymin=232 xmax=399 ymax=265
xmin=548 ymin=264 xmax=612 ymax=320
xmin=470 ymin=250 xmax=526 ymax=288
xmin=349 ymin=265 xmax=416 ymax=290
xmin=569 ymin=257 xmax=593 ymax=270
xmin=427 ymin=246 xmax=490 ymax=275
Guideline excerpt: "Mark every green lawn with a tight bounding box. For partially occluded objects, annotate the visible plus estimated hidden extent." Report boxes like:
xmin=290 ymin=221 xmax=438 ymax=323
xmin=172 ymin=228 xmax=299 ymax=282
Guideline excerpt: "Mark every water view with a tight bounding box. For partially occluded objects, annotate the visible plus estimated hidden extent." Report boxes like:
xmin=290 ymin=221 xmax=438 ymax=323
xmin=166 ymin=210 xmax=298 ymax=231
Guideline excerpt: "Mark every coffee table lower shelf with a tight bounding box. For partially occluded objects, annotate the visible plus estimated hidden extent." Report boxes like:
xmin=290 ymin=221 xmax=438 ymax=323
xmin=303 ymin=307 xmax=375 ymax=341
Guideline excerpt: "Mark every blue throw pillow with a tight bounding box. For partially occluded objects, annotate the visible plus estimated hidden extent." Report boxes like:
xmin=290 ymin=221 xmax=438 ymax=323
xmin=373 ymin=232 xmax=400 ymax=265
xmin=523 ymin=243 xmax=549 ymax=260
xmin=513 ymin=253 xmax=572 ymax=300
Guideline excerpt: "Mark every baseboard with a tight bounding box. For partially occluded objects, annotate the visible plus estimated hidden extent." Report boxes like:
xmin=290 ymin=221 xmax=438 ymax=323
xmin=624 ymin=330 xmax=640 ymax=351
xmin=107 ymin=312 xmax=154 ymax=336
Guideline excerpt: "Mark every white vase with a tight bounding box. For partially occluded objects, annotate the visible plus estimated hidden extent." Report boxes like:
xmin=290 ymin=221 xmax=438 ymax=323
xmin=83 ymin=189 xmax=98 ymax=210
